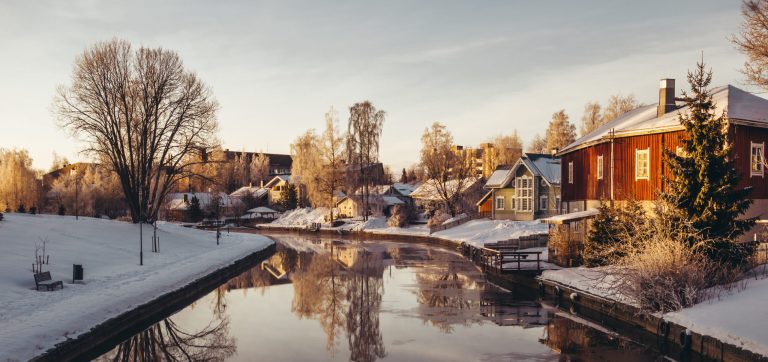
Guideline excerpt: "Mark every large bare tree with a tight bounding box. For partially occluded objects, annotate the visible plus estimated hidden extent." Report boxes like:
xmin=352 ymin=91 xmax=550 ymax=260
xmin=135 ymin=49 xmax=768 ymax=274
xmin=346 ymin=101 xmax=385 ymax=221
xmin=734 ymin=0 xmax=768 ymax=89
xmin=318 ymin=107 xmax=346 ymax=221
xmin=55 ymin=39 xmax=219 ymax=223
xmin=490 ymin=132 xmax=523 ymax=168
xmin=544 ymin=109 xmax=576 ymax=152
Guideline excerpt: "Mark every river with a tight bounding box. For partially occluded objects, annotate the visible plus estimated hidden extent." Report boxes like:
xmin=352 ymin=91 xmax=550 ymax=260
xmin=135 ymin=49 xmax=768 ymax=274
xmin=94 ymin=232 xmax=661 ymax=361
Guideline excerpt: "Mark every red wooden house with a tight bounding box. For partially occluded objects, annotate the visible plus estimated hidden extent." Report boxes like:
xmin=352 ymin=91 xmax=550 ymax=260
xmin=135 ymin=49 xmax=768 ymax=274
xmin=558 ymin=79 xmax=768 ymax=225
xmin=543 ymin=80 xmax=768 ymax=265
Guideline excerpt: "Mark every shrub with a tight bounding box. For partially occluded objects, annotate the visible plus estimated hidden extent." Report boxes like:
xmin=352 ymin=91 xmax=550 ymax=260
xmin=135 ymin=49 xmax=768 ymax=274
xmin=427 ymin=209 xmax=450 ymax=227
xmin=388 ymin=204 xmax=408 ymax=227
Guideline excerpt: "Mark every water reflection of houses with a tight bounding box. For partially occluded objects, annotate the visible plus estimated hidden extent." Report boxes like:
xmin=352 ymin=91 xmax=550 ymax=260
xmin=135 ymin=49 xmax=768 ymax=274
xmin=479 ymin=288 xmax=550 ymax=328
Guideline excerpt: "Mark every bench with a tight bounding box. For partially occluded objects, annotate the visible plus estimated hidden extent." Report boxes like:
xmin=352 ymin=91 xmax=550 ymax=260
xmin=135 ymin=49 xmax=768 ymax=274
xmin=34 ymin=271 xmax=63 ymax=291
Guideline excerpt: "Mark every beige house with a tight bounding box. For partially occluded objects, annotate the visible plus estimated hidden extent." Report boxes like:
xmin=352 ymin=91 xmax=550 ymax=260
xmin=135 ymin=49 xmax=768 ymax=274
xmin=477 ymin=153 xmax=561 ymax=221
xmin=263 ymin=175 xmax=292 ymax=205
xmin=335 ymin=195 xmax=405 ymax=218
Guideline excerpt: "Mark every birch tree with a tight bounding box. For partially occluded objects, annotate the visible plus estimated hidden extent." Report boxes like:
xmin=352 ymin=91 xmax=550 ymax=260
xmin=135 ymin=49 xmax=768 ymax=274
xmin=346 ymin=101 xmax=385 ymax=221
xmin=580 ymin=101 xmax=603 ymax=136
xmin=491 ymin=132 xmax=523 ymax=167
xmin=0 ymin=149 xmax=40 ymax=212
xmin=602 ymin=94 xmax=640 ymax=123
xmin=290 ymin=130 xmax=322 ymax=208
xmin=250 ymin=153 xmax=270 ymax=186
xmin=527 ymin=134 xmax=547 ymax=153
xmin=55 ymin=39 xmax=219 ymax=223
xmin=733 ymin=0 xmax=768 ymax=89
xmin=317 ymin=107 xmax=345 ymax=221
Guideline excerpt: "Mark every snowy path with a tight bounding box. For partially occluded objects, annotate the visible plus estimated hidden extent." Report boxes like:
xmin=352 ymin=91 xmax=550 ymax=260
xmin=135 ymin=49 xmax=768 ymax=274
xmin=0 ymin=213 xmax=273 ymax=361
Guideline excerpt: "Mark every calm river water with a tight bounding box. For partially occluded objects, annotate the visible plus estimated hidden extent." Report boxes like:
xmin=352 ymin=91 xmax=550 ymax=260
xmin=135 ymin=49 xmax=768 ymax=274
xmin=96 ymin=233 xmax=661 ymax=361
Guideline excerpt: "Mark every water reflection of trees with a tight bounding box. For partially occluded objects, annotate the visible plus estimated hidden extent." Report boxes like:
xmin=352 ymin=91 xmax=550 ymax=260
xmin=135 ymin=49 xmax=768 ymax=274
xmin=291 ymin=246 xmax=386 ymax=362
xmin=98 ymin=316 xmax=235 ymax=361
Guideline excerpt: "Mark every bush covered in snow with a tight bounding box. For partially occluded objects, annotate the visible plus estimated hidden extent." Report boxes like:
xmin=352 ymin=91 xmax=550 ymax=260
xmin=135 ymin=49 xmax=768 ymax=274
xmin=427 ymin=209 xmax=450 ymax=227
xmin=387 ymin=204 xmax=408 ymax=227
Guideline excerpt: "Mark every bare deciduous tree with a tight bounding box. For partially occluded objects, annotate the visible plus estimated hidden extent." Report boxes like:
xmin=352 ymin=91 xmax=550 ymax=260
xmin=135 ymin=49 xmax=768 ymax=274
xmin=0 ymin=148 xmax=40 ymax=212
xmin=249 ymin=153 xmax=270 ymax=186
xmin=580 ymin=101 xmax=603 ymax=136
xmin=490 ymin=132 xmax=523 ymax=168
xmin=290 ymin=130 xmax=321 ymax=208
xmin=602 ymin=94 xmax=640 ymax=123
xmin=733 ymin=0 xmax=768 ymax=89
xmin=55 ymin=39 xmax=219 ymax=223
xmin=346 ymin=101 xmax=385 ymax=221
xmin=527 ymin=134 xmax=547 ymax=153
xmin=419 ymin=122 xmax=474 ymax=216
xmin=318 ymin=107 xmax=345 ymax=221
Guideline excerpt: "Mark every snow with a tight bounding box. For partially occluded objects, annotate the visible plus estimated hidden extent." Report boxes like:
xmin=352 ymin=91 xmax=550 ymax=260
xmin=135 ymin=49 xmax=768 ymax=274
xmin=524 ymin=153 xmax=561 ymax=185
xmin=484 ymin=169 xmax=513 ymax=189
xmin=431 ymin=219 xmax=548 ymax=248
xmin=664 ymin=276 xmax=768 ymax=357
xmin=0 ymin=213 xmax=273 ymax=360
xmin=267 ymin=207 xmax=328 ymax=227
xmin=539 ymin=267 xmax=633 ymax=305
xmin=442 ymin=213 xmax=468 ymax=225
xmin=392 ymin=182 xmax=415 ymax=196
xmin=540 ymin=209 xmax=599 ymax=224
xmin=246 ymin=206 xmax=278 ymax=214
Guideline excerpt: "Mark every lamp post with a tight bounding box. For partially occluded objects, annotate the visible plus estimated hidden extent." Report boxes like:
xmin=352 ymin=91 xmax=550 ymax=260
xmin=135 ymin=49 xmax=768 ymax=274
xmin=74 ymin=165 xmax=79 ymax=220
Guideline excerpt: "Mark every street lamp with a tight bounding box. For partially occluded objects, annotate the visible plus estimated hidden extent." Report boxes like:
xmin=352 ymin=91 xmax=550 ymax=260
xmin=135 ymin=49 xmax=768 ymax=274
xmin=73 ymin=165 xmax=79 ymax=220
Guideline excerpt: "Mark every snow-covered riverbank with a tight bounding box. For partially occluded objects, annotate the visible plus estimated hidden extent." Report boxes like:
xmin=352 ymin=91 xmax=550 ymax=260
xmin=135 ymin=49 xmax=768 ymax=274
xmin=262 ymin=207 xmax=548 ymax=247
xmin=0 ymin=213 xmax=273 ymax=361
xmin=540 ymin=267 xmax=768 ymax=357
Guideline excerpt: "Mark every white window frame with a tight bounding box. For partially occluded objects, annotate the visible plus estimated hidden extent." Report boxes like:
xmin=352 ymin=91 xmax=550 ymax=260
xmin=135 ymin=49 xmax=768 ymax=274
xmin=635 ymin=148 xmax=650 ymax=180
xmin=597 ymin=155 xmax=604 ymax=180
xmin=751 ymin=142 xmax=764 ymax=178
xmin=539 ymin=195 xmax=548 ymax=211
xmin=555 ymin=195 xmax=561 ymax=212
xmin=515 ymin=176 xmax=533 ymax=212
xmin=495 ymin=196 xmax=505 ymax=210
xmin=568 ymin=161 xmax=574 ymax=184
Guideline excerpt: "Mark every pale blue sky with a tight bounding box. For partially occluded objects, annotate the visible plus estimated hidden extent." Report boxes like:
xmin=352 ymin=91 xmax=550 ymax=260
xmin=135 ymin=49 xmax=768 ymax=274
xmin=0 ymin=1 xmax=754 ymax=171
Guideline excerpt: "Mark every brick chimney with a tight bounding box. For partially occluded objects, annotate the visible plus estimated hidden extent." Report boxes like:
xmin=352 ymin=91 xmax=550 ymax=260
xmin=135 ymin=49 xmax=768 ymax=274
xmin=657 ymin=79 xmax=676 ymax=117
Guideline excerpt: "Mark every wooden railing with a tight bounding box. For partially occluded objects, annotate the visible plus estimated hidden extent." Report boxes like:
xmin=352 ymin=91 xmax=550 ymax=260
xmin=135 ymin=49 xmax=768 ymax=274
xmin=481 ymin=247 xmax=543 ymax=273
xmin=429 ymin=213 xmax=487 ymax=234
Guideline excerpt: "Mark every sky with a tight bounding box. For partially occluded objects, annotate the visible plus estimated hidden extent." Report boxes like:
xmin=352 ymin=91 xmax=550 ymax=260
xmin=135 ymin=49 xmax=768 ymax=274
xmin=0 ymin=0 xmax=756 ymax=172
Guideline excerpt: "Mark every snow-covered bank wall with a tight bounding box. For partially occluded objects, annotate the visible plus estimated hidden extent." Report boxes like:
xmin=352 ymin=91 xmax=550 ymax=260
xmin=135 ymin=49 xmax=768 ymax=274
xmin=0 ymin=213 xmax=273 ymax=361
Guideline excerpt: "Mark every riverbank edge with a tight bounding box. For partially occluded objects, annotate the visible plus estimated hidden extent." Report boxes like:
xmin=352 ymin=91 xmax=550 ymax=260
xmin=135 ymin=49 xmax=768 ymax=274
xmin=255 ymin=224 xmax=467 ymax=249
xmin=537 ymin=277 xmax=768 ymax=362
xmin=29 ymin=242 xmax=277 ymax=362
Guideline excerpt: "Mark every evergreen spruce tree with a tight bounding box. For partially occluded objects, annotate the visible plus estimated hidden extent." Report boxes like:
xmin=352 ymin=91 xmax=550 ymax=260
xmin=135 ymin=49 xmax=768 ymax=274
xmin=662 ymin=60 xmax=756 ymax=267
xmin=188 ymin=196 xmax=203 ymax=222
xmin=280 ymin=184 xmax=298 ymax=211
xmin=400 ymin=168 xmax=408 ymax=183
xmin=584 ymin=199 xmax=646 ymax=266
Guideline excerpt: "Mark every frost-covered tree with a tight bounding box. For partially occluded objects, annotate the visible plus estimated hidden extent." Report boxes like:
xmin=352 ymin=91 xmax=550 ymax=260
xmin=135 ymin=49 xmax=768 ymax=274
xmin=580 ymin=101 xmax=603 ymax=136
xmin=249 ymin=153 xmax=270 ymax=186
xmin=317 ymin=107 xmax=345 ymax=221
xmin=602 ymin=94 xmax=640 ymax=123
xmin=662 ymin=60 xmax=756 ymax=268
xmin=527 ymin=134 xmax=547 ymax=153
xmin=491 ymin=132 xmax=523 ymax=167
xmin=49 ymin=164 xmax=127 ymax=218
xmin=291 ymin=129 xmax=322 ymax=208
xmin=544 ymin=110 xmax=576 ymax=152
xmin=346 ymin=101 xmax=385 ymax=221
xmin=0 ymin=149 xmax=40 ymax=212
xmin=55 ymin=39 xmax=219 ymax=223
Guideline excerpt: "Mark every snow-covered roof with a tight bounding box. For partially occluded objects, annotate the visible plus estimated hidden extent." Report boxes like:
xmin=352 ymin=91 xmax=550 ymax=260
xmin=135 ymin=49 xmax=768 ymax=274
xmin=247 ymin=206 xmax=278 ymax=214
xmin=559 ymin=85 xmax=768 ymax=155
xmin=410 ymin=178 xmax=480 ymax=201
xmin=382 ymin=196 xmax=405 ymax=205
xmin=484 ymin=166 xmax=513 ymax=189
xmin=540 ymin=209 xmax=599 ymax=224
xmin=230 ymin=186 xmax=268 ymax=199
xmin=392 ymin=182 xmax=415 ymax=196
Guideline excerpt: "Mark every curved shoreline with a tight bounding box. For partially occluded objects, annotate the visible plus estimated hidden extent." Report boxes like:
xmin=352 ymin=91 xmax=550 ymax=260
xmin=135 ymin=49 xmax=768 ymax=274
xmin=29 ymin=242 xmax=277 ymax=362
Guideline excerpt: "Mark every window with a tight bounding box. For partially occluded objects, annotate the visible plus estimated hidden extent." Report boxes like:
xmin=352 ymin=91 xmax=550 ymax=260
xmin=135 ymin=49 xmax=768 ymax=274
xmin=539 ymin=195 xmax=548 ymax=211
xmin=511 ymin=197 xmax=516 ymax=210
xmin=568 ymin=162 xmax=574 ymax=184
xmin=495 ymin=196 xmax=505 ymax=210
xmin=515 ymin=176 xmax=533 ymax=212
xmin=635 ymin=149 xmax=650 ymax=180
xmin=597 ymin=155 xmax=604 ymax=180
xmin=751 ymin=142 xmax=764 ymax=177
xmin=555 ymin=196 xmax=561 ymax=212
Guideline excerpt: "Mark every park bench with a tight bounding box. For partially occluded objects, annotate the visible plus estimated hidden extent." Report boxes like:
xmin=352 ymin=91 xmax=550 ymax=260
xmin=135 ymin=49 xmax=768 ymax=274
xmin=34 ymin=271 xmax=63 ymax=291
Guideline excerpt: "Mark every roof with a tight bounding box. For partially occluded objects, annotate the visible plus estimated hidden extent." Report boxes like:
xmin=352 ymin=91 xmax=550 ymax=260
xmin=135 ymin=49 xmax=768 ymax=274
xmin=519 ymin=153 xmax=561 ymax=185
xmin=335 ymin=195 xmax=404 ymax=207
xmin=559 ymin=85 xmax=768 ymax=155
xmin=392 ymin=183 xmax=415 ymax=196
xmin=230 ymin=186 xmax=268 ymax=199
xmin=540 ymin=209 xmax=599 ymax=224
xmin=484 ymin=165 xmax=514 ymax=189
xmin=476 ymin=190 xmax=493 ymax=206
xmin=247 ymin=206 xmax=278 ymax=214
xmin=165 ymin=192 xmax=242 ymax=211
xmin=264 ymin=175 xmax=291 ymax=188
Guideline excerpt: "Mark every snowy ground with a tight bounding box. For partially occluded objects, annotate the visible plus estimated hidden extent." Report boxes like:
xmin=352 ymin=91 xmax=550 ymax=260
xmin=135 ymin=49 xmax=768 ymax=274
xmin=264 ymin=208 xmax=548 ymax=247
xmin=665 ymin=276 xmax=768 ymax=357
xmin=540 ymin=267 xmax=768 ymax=357
xmin=0 ymin=213 xmax=273 ymax=361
